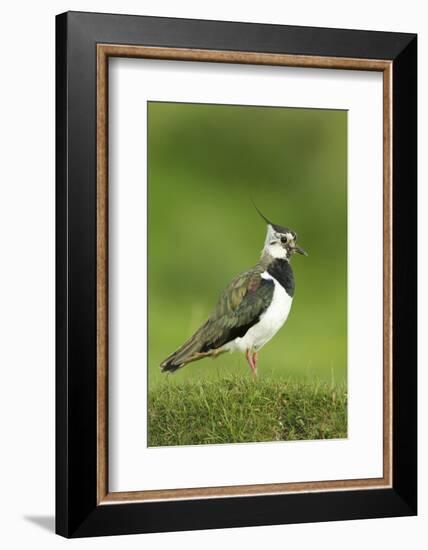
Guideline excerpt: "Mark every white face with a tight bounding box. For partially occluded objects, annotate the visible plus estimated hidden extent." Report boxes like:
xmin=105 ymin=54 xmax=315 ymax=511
xmin=262 ymin=225 xmax=296 ymax=260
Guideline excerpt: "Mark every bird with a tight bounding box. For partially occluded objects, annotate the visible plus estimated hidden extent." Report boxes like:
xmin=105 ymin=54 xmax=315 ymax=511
xmin=160 ymin=206 xmax=307 ymax=376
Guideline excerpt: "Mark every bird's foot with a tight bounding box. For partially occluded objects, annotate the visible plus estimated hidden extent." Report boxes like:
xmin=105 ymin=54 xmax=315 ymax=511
xmin=246 ymin=349 xmax=258 ymax=377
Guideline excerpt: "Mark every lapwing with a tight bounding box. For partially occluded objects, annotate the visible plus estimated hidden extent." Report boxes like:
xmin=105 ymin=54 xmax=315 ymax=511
xmin=160 ymin=207 xmax=307 ymax=376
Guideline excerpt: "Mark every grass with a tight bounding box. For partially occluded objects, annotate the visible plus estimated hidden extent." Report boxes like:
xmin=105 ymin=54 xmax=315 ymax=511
xmin=148 ymin=376 xmax=347 ymax=447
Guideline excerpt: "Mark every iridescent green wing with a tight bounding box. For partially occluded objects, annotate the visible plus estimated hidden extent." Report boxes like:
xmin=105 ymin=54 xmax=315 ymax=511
xmin=199 ymin=266 xmax=275 ymax=352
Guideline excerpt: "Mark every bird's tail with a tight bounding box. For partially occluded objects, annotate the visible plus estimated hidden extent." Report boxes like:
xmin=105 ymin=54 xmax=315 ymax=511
xmin=160 ymin=325 xmax=208 ymax=373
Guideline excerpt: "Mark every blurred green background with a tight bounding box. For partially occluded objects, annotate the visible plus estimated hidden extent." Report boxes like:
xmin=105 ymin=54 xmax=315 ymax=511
xmin=148 ymin=102 xmax=347 ymax=390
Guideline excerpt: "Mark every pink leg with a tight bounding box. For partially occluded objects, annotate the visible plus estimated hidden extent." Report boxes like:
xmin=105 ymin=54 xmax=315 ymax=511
xmin=252 ymin=352 xmax=258 ymax=375
xmin=245 ymin=349 xmax=258 ymax=376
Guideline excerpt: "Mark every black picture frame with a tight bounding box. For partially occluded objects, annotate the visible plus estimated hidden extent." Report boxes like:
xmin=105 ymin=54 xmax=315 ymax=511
xmin=56 ymin=11 xmax=417 ymax=538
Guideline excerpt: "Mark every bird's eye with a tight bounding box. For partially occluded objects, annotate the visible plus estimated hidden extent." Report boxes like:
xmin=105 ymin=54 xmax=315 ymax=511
xmin=280 ymin=236 xmax=288 ymax=244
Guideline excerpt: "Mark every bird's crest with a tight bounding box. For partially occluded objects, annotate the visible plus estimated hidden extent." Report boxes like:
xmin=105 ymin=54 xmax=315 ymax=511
xmin=251 ymin=198 xmax=290 ymax=234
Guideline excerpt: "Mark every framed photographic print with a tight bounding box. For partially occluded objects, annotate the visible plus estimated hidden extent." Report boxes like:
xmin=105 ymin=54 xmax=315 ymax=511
xmin=56 ymin=11 xmax=417 ymax=538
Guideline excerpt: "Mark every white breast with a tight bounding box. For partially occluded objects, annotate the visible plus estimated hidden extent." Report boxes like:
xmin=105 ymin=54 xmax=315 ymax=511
xmin=227 ymin=271 xmax=293 ymax=353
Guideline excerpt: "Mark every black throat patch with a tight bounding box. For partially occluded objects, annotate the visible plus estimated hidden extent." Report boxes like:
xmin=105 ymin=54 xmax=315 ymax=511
xmin=267 ymin=259 xmax=295 ymax=297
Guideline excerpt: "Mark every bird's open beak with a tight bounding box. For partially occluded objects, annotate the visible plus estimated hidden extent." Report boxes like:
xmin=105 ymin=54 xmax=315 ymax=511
xmin=293 ymin=244 xmax=308 ymax=256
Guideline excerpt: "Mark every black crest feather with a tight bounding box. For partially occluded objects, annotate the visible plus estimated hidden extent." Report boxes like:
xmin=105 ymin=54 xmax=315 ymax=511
xmin=251 ymin=199 xmax=291 ymax=234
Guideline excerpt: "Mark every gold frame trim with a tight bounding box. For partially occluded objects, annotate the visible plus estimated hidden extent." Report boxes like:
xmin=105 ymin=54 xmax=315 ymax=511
xmin=96 ymin=44 xmax=393 ymax=504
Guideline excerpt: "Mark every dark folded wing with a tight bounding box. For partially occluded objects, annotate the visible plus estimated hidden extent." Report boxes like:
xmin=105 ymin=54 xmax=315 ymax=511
xmin=199 ymin=267 xmax=274 ymax=352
